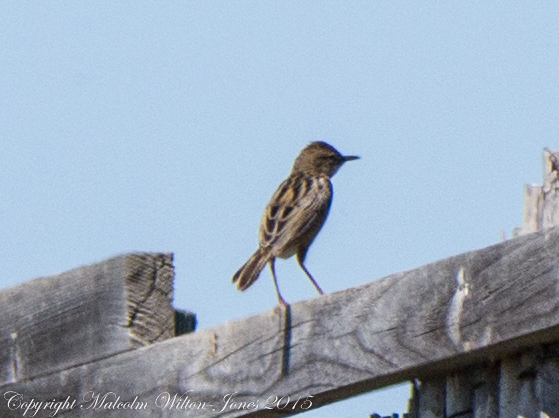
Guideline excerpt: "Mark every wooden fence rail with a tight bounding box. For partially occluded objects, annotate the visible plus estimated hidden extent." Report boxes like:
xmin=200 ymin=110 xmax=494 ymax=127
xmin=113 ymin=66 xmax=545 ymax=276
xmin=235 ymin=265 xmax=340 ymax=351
xmin=401 ymin=149 xmax=559 ymax=418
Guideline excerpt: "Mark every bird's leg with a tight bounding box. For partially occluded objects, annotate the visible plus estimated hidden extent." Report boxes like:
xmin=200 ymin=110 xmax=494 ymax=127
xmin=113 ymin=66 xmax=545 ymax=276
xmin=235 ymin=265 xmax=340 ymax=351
xmin=296 ymin=254 xmax=324 ymax=295
xmin=269 ymin=258 xmax=288 ymax=306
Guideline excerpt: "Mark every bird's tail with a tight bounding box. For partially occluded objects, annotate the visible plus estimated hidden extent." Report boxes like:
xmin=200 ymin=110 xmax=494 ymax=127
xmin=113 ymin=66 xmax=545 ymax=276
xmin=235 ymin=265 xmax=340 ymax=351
xmin=232 ymin=248 xmax=269 ymax=291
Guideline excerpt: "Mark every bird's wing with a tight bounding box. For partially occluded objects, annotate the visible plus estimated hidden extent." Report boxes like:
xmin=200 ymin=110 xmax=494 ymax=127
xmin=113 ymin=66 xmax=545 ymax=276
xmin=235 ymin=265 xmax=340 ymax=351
xmin=259 ymin=175 xmax=332 ymax=253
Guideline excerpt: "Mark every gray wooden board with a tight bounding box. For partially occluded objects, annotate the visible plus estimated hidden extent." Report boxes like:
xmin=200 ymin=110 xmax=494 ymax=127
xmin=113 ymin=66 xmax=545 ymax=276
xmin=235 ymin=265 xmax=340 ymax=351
xmin=472 ymin=364 xmax=499 ymax=418
xmin=418 ymin=379 xmax=445 ymax=418
xmin=498 ymin=355 xmax=523 ymax=417
xmin=539 ymin=343 xmax=559 ymax=416
xmin=445 ymin=372 xmax=472 ymax=417
xmin=3 ymin=228 xmax=559 ymax=417
xmin=0 ymin=253 xmax=175 ymax=387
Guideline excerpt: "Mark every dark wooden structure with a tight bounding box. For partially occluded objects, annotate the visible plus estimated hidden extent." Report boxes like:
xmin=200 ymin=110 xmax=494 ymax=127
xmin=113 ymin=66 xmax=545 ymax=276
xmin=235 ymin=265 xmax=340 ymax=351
xmin=1 ymin=150 xmax=558 ymax=417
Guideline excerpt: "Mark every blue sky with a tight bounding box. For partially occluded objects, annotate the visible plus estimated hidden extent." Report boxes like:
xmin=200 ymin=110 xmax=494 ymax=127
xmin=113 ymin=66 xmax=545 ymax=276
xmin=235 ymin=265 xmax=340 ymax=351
xmin=1 ymin=2 xmax=558 ymax=416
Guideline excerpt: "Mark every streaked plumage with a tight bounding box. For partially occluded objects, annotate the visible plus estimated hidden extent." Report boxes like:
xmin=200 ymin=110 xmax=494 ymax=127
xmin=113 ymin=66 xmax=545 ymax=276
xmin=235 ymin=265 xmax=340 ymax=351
xmin=232 ymin=141 xmax=359 ymax=305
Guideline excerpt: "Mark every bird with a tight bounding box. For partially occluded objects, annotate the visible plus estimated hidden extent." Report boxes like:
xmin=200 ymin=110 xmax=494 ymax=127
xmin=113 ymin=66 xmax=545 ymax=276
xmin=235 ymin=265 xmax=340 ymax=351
xmin=232 ymin=141 xmax=359 ymax=305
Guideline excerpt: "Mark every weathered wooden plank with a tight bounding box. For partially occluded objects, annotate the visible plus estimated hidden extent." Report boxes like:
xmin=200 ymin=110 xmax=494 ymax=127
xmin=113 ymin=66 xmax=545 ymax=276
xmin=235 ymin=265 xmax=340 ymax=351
xmin=418 ymin=379 xmax=445 ymax=418
xmin=498 ymin=350 xmax=547 ymax=418
xmin=472 ymin=364 xmax=499 ymax=418
xmin=446 ymin=372 xmax=472 ymax=417
xmin=534 ymin=343 xmax=559 ymax=417
xmin=3 ymin=227 xmax=559 ymax=417
xmin=0 ymin=253 xmax=176 ymax=386
xmin=518 ymin=350 xmax=540 ymax=417
xmin=498 ymin=355 xmax=522 ymax=417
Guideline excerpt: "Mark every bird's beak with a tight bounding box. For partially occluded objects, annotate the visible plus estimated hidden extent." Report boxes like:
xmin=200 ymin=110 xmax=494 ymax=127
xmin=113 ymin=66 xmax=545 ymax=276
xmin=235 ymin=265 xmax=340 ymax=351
xmin=343 ymin=155 xmax=360 ymax=162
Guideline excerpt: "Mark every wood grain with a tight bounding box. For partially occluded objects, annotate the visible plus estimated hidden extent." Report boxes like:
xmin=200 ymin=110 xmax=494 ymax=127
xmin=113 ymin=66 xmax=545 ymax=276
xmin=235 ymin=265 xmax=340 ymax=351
xmin=0 ymin=253 xmax=175 ymax=386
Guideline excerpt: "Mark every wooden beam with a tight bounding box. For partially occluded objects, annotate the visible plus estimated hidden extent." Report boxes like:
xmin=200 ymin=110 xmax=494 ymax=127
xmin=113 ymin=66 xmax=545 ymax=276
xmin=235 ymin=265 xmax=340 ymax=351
xmin=3 ymin=227 xmax=559 ymax=417
xmin=445 ymin=372 xmax=472 ymax=417
xmin=0 ymin=253 xmax=177 ymax=386
xmin=472 ymin=364 xmax=499 ymax=418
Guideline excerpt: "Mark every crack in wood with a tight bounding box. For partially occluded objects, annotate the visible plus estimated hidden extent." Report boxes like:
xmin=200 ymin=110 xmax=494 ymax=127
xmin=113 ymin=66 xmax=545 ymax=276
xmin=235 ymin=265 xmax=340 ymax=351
xmin=182 ymin=334 xmax=273 ymax=380
xmin=126 ymin=265 xmax=158 ymax=328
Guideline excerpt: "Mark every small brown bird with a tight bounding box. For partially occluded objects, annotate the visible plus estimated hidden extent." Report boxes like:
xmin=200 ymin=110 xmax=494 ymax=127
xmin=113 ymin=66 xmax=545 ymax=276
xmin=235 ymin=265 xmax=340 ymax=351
xmin=232 ymin=141 xmax=359 ymax=305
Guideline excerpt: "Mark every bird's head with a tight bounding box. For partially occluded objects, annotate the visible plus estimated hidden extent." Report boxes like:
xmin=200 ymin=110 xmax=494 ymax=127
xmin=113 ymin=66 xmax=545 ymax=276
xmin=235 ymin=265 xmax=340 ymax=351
xmin=292 ymin=141 xmax=359 ymax=177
